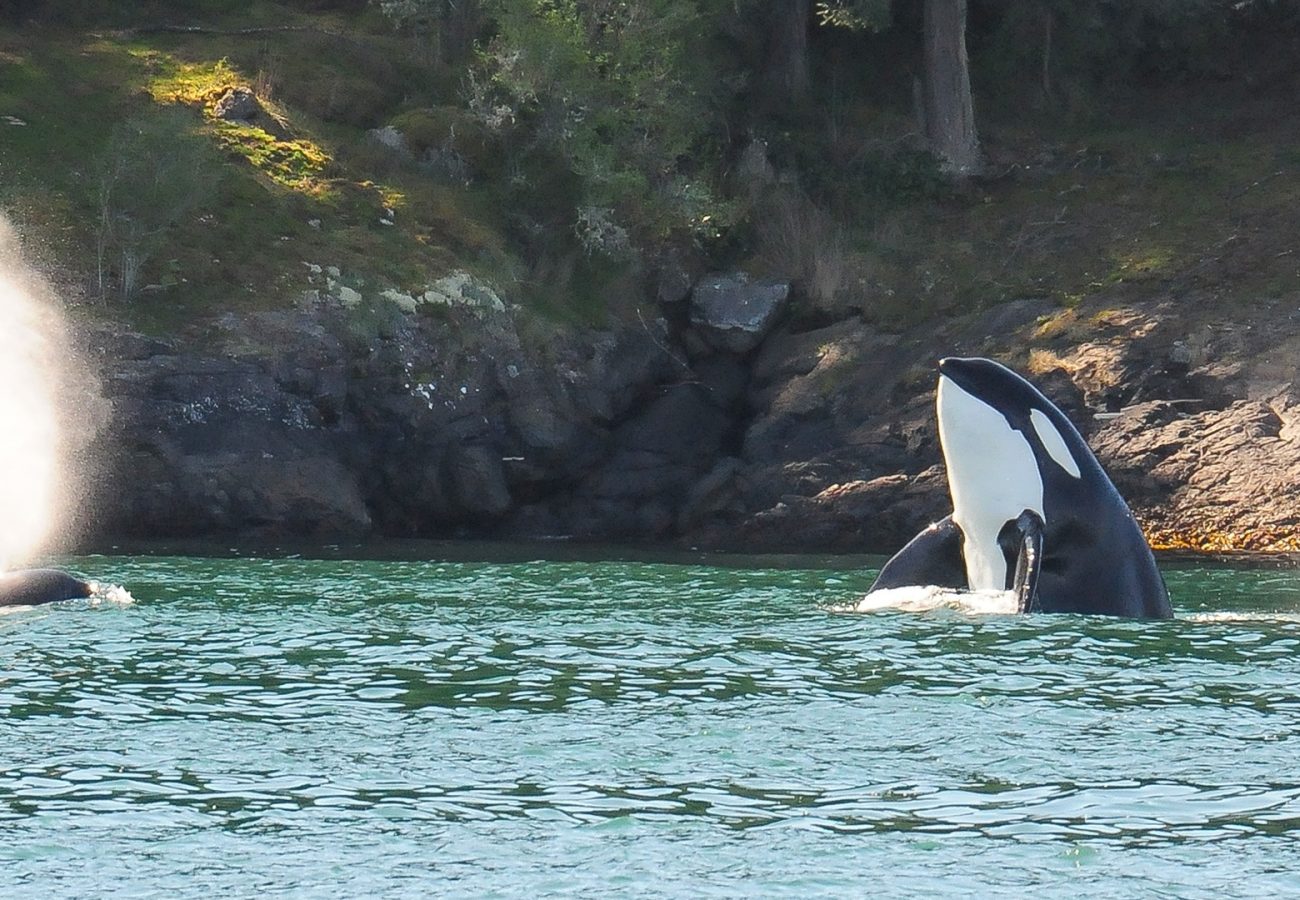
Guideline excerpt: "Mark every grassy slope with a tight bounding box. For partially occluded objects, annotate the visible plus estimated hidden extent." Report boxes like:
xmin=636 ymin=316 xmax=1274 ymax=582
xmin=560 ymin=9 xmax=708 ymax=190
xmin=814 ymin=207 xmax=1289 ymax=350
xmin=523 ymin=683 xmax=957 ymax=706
xmin=1 ymin=4 xmax=1298 ymax=346
xmin=0 ymin=4 xmax=515 ymax=337
xmin=855 ymin=95 xmax=1300 ymax=329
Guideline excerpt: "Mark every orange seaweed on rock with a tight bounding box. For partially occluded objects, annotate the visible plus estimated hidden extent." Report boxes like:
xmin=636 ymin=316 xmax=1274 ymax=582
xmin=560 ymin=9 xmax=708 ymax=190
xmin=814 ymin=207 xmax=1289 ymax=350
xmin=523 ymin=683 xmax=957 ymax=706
xmin=1145 ymin=526 xmax=1300 ymax=554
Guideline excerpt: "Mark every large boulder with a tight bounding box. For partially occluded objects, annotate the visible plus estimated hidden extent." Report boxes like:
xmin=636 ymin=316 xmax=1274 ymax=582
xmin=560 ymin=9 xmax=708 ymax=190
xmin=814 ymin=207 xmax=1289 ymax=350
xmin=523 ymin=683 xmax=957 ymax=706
xmin=689 ymin=273 xmax=790 ymax=353
xmin=213 ymin=87 xmax=261 ymax=121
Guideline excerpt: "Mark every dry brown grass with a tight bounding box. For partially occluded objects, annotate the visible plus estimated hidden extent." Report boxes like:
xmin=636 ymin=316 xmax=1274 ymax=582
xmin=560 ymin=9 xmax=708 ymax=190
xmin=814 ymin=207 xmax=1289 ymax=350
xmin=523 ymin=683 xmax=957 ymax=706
xmin=754 ymin=185 xmax=860 ymax=311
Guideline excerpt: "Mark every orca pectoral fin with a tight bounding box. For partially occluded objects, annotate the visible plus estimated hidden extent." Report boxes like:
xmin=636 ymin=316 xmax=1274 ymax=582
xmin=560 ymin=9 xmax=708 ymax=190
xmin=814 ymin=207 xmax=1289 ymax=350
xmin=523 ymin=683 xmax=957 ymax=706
xmin=867 ymin=515 xmax=967 ymax=592
xmin=1005 ymin=510 xmax=1044 ymax=614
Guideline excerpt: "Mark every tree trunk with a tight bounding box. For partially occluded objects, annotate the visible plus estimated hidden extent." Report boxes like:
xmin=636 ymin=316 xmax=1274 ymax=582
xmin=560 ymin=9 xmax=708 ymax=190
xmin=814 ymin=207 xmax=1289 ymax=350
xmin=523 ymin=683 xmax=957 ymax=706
xmin=441 ymin=0 xmax=482 ymax=66
xmin=1041 ymin=6 xmax=1054 ymax=102
xmin=766 ymin=0 xmax=811 ymax=101
xmin=923 ymin=0 xmax=982 ymax=176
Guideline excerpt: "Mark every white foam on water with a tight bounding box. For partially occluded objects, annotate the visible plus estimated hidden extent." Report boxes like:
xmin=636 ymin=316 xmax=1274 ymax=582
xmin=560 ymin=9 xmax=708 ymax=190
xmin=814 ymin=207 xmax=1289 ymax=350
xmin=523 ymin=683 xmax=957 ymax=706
xmin=87 ymin=581 xmax=135 ymax=606
xmin=1184 ymin=611 xmax=1300 ymax=624
xmin=836 ymin=599 xmax=1300 ymax=622
xmin=835 ymin=585 xmax=1020 ymax=616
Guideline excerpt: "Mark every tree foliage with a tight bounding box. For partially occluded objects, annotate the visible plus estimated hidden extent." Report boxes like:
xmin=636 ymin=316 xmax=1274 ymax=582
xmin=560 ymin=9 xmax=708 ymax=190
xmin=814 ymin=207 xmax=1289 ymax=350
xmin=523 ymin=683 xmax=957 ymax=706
xmin=363 ymin=0 xmax=1300 ymax=269
xmin=475 ymin=0 xmax=730 ymax=245
xmin=371 ymin=0 xmax=736 ymax=252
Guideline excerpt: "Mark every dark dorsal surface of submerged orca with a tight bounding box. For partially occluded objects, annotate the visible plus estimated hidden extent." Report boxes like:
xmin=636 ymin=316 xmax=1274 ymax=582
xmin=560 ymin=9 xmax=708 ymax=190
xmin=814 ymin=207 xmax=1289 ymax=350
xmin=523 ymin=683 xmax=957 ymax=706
xmin=0 ymin=569 xmax=93 ymax=607
xmin=868 ymin=357 xmax=1172 ymax=618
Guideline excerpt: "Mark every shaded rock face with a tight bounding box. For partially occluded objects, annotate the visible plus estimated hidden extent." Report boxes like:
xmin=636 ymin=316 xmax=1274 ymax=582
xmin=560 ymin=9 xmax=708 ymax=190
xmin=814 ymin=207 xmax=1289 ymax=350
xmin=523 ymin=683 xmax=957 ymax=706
xmin=83 ymin=269 xmax=1300 ymax=554
xmin=446 ymin=444 xmax=511 ymax=520
xmin=91 ymin=314 xmax=370 ymax=540
xmin=568 ymin=383 xmax=734 ymax=540
xmin=86 ymin=298 xmax=714 ymax=543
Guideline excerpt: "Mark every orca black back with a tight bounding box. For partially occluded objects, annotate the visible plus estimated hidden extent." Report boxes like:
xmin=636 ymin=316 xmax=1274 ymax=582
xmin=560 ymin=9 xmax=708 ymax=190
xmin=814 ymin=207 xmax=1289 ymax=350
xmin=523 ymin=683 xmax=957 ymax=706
xmin=0 ymin=569 xmax=93 ymax=607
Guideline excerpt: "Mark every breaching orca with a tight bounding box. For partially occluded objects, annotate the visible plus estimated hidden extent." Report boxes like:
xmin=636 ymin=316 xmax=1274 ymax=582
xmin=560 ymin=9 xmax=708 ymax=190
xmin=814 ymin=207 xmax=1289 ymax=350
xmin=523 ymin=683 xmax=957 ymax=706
xmin=0 ymin=568 xmax=92 ymax=607
xmin=867 ymin=357 xmax=1172 ymax=618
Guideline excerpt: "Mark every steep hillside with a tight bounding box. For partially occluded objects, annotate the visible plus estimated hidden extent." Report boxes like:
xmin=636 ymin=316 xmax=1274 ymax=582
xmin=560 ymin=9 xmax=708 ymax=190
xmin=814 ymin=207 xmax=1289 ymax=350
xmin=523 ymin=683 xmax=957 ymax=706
xmin=4 ymin=4 xmax=1300 ymax=552
xmin=4 ymin=4 xmax=1298 ymax=337
xmin=0 ymin=6 xmax=524 ymax=335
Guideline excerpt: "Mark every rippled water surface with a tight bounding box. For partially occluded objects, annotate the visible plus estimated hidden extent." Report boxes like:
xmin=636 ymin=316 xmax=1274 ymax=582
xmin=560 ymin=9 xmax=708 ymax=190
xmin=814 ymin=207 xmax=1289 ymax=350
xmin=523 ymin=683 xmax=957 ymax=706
xmin=3 ymin=552 xmax=1300 ymax=897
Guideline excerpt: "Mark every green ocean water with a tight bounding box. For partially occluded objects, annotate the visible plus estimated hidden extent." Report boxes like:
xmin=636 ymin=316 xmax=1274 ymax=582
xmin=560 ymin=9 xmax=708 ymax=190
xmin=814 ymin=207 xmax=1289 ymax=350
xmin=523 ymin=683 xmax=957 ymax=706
xmin=1 ymin=551 xmax=1298 ymax=897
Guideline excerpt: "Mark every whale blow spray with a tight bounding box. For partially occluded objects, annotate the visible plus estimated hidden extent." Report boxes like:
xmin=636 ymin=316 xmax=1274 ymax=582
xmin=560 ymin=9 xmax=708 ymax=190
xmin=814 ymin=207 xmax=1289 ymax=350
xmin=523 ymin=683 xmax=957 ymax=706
xmin=0 ymin=215 xmax=68 ymax=570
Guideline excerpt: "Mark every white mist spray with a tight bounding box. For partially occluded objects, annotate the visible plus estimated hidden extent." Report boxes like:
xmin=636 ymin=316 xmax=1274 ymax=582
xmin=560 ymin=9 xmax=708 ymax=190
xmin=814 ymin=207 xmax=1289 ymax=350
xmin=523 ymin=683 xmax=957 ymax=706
xmin=0 ymin=215 xmax=68 ymax=571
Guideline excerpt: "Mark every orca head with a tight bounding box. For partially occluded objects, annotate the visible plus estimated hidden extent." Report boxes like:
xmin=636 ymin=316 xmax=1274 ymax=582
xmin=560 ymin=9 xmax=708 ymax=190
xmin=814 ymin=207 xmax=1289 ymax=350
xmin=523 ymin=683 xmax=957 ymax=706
xmin=936 ymin=357 xmax=1088 ymax=591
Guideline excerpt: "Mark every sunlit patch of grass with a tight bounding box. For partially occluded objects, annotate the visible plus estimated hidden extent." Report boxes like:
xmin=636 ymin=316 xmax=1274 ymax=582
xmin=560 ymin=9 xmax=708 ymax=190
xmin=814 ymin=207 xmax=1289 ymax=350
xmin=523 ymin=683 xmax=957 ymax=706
xmin=1106 ymin=246 xmax=1176 ymax=284
xmin=143 ymin=54 xmax=242 ymax=106
xmin=1034 ymin=308 xmax=1078 ymax=340
xmin=212 ymin=121 xmax=333 ymax=193
xmin=138 ymin=50 xmax=336 ymax=195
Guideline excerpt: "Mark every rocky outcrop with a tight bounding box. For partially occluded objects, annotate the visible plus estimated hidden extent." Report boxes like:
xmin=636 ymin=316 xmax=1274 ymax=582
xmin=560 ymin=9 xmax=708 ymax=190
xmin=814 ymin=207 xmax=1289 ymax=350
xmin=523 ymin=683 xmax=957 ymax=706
xmin=84 ymin=275 xmax=733 ymax=543
xmin=1092 ymin=397 xmax=1300 ymax=550
xmin=80 ymin=264 xmax=1300 ymax=554
xmin=706 ymin=291 xmax=1300 ymax=554
xmin=90 ymin=314 xmax=370 ymax=539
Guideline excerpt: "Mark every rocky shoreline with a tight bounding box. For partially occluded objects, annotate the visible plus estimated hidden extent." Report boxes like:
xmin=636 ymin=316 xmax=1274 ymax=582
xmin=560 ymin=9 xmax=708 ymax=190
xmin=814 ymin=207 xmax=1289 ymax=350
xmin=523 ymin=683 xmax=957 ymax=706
xmin=74 ymin=267 xmax=1300 ymax=556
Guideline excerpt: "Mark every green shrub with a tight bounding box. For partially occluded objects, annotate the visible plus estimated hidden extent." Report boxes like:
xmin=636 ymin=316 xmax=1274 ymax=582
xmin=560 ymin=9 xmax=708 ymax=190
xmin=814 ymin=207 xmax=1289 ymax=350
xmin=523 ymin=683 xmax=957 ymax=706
xmin=94 ymin=107 xmax=221 ymax=299
xmin=278 ymin=69 xmax=395 ymax=128
xmin=469 ymin=0 xmax=731 ymax=252
xmin=389 ymin=106 xmax=500 ymax=177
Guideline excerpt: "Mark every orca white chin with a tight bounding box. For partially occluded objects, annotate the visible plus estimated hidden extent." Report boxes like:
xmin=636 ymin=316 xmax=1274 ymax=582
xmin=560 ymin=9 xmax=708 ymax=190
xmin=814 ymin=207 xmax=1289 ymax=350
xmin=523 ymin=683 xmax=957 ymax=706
xmin=937 ymin=373 xmax=1044 ymax=591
